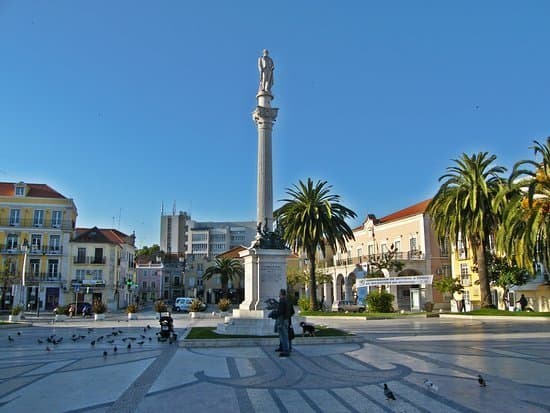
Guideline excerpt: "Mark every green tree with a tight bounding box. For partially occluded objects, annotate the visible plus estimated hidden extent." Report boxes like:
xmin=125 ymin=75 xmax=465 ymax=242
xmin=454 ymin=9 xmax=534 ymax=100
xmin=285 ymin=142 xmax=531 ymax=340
xmin=275 ymin=178 xmax=357 ymax=310
xmin=135 ymin=244 xmax=163 ymax=260
xmin=427 ymin=152 xmax=506 ymax=308
xmin=0 ymin=258 xmax=18 ymax=310
xmin=486 ymin=253 xmax=530 ymax=308
xmin=433 ymin=276 xmax=464 ymax=309
xmin=497 ymin=138 xmax=550 ymax=275
xmin=202 ymin=257 xmax=244 ymax=299
xmin=368 ymin=244 xmax=404 ymax=276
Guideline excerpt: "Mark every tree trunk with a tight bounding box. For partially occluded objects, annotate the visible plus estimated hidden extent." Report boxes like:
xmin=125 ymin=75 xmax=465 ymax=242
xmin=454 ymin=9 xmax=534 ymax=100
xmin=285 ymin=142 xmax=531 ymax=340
xmin=476 ymin=243 xmax=493 ymax=308
xmin=308 ymin=254 xmax=317 ymax=310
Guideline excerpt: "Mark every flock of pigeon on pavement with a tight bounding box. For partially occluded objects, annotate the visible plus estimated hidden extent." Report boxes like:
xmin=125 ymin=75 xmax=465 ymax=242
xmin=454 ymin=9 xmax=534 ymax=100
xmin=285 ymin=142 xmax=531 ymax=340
xmin=6 ymin=324 xmax=174 ymax=356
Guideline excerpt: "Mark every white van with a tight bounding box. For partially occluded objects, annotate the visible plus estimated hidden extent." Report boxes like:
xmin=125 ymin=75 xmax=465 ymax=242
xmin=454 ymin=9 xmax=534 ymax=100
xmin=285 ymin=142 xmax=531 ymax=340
xmin=174 ymin=297 xmax=194 ymax=312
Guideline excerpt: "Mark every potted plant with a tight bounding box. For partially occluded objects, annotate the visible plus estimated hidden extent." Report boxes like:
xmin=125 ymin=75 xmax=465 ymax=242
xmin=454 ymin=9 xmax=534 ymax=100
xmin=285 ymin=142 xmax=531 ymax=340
xmin=154 ymin=300 xmax=167 ymax=318
xmin=8 ymin=305 xmax=23 ymax=322
xmin=127 ymin=303 xmax=138 ymax=320
xmin=189 ymin=299 xmax=204 ymax=318
xmin=217 ymin=298 xmax=232 ymax=315
xmin=93 ymin=301 xmax=107 ymax=321
xmin=54 ymin=305 xmax=68 ymax=321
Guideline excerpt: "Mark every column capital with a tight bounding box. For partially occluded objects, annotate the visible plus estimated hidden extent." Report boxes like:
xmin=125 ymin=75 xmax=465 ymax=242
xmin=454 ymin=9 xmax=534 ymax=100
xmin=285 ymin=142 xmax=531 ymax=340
xmin=253 ymin=106 xmax=279 ymax=125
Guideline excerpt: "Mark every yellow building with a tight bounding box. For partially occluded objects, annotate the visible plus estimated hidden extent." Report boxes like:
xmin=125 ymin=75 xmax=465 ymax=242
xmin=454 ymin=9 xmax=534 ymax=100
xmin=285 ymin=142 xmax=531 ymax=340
xmin=69 ymin=227 xmax=136 ymax=312
xmin=0 ymin=181 xmax=77 ymax=312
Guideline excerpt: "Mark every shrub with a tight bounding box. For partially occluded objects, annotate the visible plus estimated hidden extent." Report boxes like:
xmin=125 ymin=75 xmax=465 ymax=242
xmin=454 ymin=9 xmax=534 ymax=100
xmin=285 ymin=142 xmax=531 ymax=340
xmin=423 ymin=301 xmax=434 ymax=312
xmin=154 ymin=300 xmax=167 ymax=313
xmin=55 ymin=305 xmax=68 ymax=315
xmin=92 ymin=301 xmax=107 ymax=314
xmin=190 ymin=299 xmax=203 ymax=312
xmin=366 ymin=291 xmax=394 ymax=313
xmin=217 ymin=298 xmax=232 ymax=312
xmin=127 ymin=304 xmax=138 ymax=313
xmin=10 ymin=305 xmax=23 ymax=315
xmin=298 ymin=296 xmax=312 ymax=312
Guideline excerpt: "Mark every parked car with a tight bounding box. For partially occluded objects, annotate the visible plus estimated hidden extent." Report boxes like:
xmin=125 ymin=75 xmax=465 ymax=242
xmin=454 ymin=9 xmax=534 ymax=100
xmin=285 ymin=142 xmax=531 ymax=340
xmin=173 ymin=297 xmax=206 ymax=312
xmin=64 ymin=302 xmax=93 ymax=316
xmin=334 ymin=300 xmax=365 ymax=313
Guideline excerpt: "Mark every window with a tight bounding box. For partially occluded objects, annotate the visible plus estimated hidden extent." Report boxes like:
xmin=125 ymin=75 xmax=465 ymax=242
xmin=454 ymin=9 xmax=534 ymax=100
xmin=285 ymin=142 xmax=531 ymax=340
xmin=367 ymin=244 xmax=375 ymax=256
xmin=31 ymin=234 xmax=42 ymax=251
xmin=440 ymin=238 xmax=450 ymax=257
xmin=381 ymin=243 xmax=388 ymax=254
xmin=143 ymin=281 xmax=147 ymax=289
xmin=152 ymin=281 xmax=156 ymax=289
xmin=174 ymin=276 xmax=180 ymax=286
xmin=47 ymin=259 xmax=59 ymax=278
xmin=30 ymin=259 xmax=40 ymax=277
xmin=93 ymin=248 xmax=104 ymax=264
xmin=458 ymin=237 xmax=467 ymax=259
xmin=15 ymin=185 xmax=25 ymax=196
xmin=33 ymin=210 xmax=44 ymax=227
xmin=6 ymin=234 xmax=18 ymax=250
xmin=394 ymin=240 xmax=401 ymax=252
xmin=49 ymin=235 xmax=61 ymax=252
xmin=357 ymin=248 xmax=362 ymax=258
xmin=409 ymin=236 xmax=417 ymax=252
xmin=9 ymin=209 xmax=20 ymax=226
xmin=77 ymin=248 xmax=86 ymax=263
xmin=164 ymin=276 xmax=169 ymax=283
xmin=51 ymin=210 xmax=62 ymax=228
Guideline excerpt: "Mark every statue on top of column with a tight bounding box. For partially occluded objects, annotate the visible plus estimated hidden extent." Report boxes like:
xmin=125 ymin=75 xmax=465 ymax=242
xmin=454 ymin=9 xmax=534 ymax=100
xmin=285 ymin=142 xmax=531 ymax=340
xmin=258 ymin=49 xmax=274 ymax=94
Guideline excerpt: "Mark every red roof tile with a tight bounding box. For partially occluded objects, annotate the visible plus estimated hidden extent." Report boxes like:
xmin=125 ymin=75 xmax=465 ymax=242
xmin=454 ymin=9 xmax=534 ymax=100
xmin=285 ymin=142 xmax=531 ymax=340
xmin=74 ymin=227 xmax=132 ymax=246
xmin=0 ymin=182 xmax=67 ymax=199
xmin=356 ymin=199 xmax=432 ymax=230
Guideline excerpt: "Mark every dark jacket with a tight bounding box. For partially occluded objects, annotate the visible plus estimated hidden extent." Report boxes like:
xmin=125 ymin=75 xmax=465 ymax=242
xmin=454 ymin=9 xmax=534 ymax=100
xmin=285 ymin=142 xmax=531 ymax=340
xmin=277 ymin=297 xmax=291 ymax=320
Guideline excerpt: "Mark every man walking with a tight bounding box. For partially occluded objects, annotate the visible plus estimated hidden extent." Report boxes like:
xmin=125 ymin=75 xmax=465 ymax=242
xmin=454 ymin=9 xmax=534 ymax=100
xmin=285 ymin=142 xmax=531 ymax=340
xmin=277 ymin=289 xmax=291 ymax=358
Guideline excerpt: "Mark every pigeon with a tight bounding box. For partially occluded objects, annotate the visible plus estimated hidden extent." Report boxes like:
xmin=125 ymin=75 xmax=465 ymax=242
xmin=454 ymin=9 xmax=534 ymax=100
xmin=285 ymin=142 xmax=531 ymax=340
xmin=107 ymin=339 xmax=115 ymax=344
xmin=122 ymin=338 xmax=128 ymax=342
xmin=8 ymin=335 xmax=14 ymax=342
xmin=148 ymin=337 xmax=152 ymax=341
xmin=384 ymin=383 xmax=396 ymax=400
xmin=90 ymin=340 xmax=96 ymax=346
xmin=17 ymin=331 xmax=21 ymax=336
xmin=46 ymin=346 xmax=51 ymax=352
xmin=127 ymin=343 xmax=131 ymax=350
xmin=103 ymin=351 xmax=108 ymax=357
xmin=113 ymin=346 xmax=118 ymax=353
xmin=118 ymin=330 xmax=123 ymax=334
xmin=140 ymin=334 xmax=146 ymax=339
xmin=478 ymin=375 xmax=487 ymax=387
xmin=143 ymin=328 xmax=147 ymax=333
xmin=137 ymin=341 xmax=144 ymax=345
xmin=37 ymin=338 xmax=43 ymax=344
xmin=424 ymin=379 xmax=439 ymax=392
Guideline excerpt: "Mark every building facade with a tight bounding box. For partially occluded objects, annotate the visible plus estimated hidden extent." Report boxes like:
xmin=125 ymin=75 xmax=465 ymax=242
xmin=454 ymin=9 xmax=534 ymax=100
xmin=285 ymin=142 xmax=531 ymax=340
xmin=69 ymin=227 xmax=136 ymax=311
xmin=319 ymin=199 xmax=452 ymax=312
xmin=0 ymin=182 xmax=77 ymax=312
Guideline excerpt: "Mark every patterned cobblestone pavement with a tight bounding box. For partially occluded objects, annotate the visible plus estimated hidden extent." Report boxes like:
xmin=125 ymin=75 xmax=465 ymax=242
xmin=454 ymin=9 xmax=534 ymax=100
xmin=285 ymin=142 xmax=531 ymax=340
xmin=1 ymin=316 xmax=549 ymax=412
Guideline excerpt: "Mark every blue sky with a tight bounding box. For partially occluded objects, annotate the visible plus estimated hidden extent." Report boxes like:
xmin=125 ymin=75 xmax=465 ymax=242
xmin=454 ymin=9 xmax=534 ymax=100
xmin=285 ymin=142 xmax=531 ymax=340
xmin=1 ymin=1 xmax=549 ymax=247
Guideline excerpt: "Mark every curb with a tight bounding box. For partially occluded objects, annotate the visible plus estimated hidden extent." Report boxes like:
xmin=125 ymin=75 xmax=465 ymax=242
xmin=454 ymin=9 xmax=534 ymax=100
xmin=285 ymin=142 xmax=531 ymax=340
xmin=179 ymin=335 xmax=364 ymax=348
xmin=439 ymin=314 xmax=550 ymax=321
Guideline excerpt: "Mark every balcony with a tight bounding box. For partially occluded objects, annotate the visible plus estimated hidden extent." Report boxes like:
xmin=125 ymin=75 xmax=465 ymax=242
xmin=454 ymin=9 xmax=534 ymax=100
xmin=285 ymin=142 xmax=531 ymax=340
xmin=332 ymin=250 xmax=426 ymax=267
xmin=73 ymin=256 xmax=106 ymax=264
xmin=24 ymin=272 xmax=62 ymax=284
xmin=0 ymin=245 xmax=63 ymax=255
xmin=461 ymin=277 xmax=471 ymax=287
xmin=0 ymin=217 xmax=74 ymax=230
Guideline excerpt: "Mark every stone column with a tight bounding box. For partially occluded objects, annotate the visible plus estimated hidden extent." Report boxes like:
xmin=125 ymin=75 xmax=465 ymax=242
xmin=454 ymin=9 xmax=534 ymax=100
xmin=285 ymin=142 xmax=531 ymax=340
xmin=253 ymin=93 xmax=278 ymax=230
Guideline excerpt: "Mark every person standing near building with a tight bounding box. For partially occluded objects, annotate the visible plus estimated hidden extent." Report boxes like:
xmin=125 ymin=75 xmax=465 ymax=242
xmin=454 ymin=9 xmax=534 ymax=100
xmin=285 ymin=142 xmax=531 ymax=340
xmin=517 ymin=294 xmax=528 ymax=311
xmin=277 ymin=289 xmax=291 ymax=358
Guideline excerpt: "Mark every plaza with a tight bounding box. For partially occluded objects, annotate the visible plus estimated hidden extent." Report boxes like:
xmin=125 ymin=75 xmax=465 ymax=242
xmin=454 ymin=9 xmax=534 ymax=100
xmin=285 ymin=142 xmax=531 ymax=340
xmin=1 ymin=314 xmax=549 ymax=412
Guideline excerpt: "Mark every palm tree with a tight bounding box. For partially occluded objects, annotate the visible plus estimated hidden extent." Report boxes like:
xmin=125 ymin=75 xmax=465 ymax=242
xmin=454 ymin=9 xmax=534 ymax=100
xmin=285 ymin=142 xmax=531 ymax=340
xmin=274 ymin=178 xmax=357 ymax=310
xmin=202 ymin=257 xmax=244 ymax=299
xmin=497 ymin=138 xmax=550 ymax=274
xmin=427 ymin=152 xmax=506 ymax=308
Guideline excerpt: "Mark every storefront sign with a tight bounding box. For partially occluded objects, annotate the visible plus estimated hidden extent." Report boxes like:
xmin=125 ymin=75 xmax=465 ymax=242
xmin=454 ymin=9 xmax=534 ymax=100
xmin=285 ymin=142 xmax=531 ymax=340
xmin=356 ymin=275 xmax=433 ymax=288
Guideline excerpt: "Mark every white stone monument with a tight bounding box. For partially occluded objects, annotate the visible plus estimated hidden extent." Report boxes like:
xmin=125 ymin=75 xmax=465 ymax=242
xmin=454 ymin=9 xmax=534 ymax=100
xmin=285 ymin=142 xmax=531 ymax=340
xmin=217 ymin=50 xmax=290 ymax=336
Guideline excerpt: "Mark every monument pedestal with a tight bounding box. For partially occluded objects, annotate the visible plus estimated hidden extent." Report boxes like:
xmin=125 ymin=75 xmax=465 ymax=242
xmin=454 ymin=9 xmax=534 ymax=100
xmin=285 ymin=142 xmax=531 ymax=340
xmin=216 ymin=247 xmax=290 ymax=336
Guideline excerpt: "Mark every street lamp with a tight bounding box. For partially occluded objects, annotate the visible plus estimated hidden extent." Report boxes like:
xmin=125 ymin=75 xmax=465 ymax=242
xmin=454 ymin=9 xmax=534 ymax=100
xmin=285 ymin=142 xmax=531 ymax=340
xmin=20 ymin=239 xmax=29 ymax=306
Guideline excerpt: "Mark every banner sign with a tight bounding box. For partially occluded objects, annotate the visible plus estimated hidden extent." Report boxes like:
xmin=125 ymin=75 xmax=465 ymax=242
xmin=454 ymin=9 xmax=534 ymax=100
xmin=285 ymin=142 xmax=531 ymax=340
xmin=356 ymin=275 xmax=433 ymax=288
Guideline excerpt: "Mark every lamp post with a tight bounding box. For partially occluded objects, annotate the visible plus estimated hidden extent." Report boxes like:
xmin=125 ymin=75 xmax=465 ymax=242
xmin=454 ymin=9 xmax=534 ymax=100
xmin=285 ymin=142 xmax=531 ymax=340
xmin=20 ymin=239 xmax=29 ymax=306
